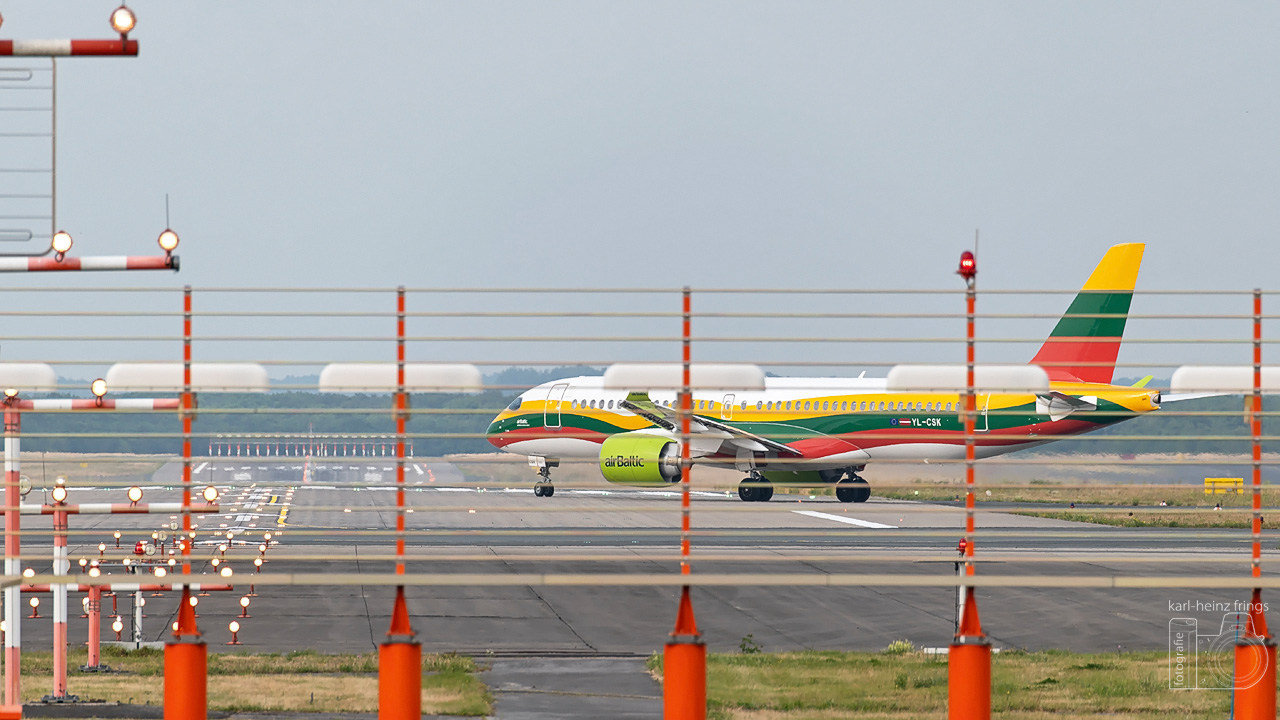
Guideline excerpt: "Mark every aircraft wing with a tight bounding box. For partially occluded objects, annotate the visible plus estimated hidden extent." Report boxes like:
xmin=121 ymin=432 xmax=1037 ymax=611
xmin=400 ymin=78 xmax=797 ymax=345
xmin=619 ymin=392 xmax=803 ymax=457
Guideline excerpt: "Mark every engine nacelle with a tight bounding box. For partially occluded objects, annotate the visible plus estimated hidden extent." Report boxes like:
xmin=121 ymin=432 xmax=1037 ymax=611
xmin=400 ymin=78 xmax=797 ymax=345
xmin=598 ymin=432 xmax=681 ymax=486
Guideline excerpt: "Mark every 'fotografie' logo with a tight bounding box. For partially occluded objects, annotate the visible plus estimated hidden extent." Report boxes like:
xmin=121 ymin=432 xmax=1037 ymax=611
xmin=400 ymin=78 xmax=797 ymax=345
xmin=1168 ymin=600 xmax=1270 ymax=690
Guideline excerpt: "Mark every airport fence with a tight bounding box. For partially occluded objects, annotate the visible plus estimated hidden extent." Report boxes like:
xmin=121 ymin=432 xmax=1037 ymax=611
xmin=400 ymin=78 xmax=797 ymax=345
xmin=0 ymin=274 xmax=1276 ymax=718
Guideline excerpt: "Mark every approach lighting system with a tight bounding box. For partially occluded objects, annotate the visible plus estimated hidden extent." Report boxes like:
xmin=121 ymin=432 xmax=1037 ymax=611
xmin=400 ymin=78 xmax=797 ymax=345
xmin=957 ymin=250 xmax=976 ymax=282
xmin=202 ymin=485 xmax=219 ymax=503
xmin=110 ymin=5 xmax=136 ymax=36
xmin=127 ymin=486 xmax=143 ymax=504
xmin=51 ymin=230 xmax=72 ymax=260
xmin=91 ymin=378 xmax=108 ymax=405
xmin=112 ymin=617 xmax=123 ymax=634
xmin=78 ymin=558 xmax=87 ymax=569
xmin=88 ymin=566 xmax=100 ymax=578
xmin=229 ymin=620 xmax=240 ymax=633
xmin=51 ymin=485 xmax=67 ymax=504
xmin=239 ymin=596 xmax=250 ymax=609
xmin=3 ymin=388 xmax=17 ymax=400
xmin=21 ymin=568 xmax=33 ymax=578
xmin=220 ymin=566 xmax=233 ymax=577
xmin=97 ymin=543 xmax=106 ymax=553
xmin=154 ymin=567 xmax=166 ymax=578
xmin=158 ymin=228 xmax=179 ymax=254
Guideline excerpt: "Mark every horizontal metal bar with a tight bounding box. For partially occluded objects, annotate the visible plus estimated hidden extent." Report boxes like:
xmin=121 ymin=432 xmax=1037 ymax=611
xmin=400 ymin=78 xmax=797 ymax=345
xmin=6 ymin=572 xmax=1280 ymax=589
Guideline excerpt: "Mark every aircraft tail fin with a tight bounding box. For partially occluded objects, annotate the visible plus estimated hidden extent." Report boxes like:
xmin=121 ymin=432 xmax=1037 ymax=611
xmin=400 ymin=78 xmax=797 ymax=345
xmin=1030 ymin=243 xmax=1145 ymax=384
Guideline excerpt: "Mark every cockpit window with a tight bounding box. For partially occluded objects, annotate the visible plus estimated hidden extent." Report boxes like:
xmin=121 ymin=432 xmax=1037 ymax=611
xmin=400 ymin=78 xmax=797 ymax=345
xmin=506 ymin=397 xmax=522 ymax=411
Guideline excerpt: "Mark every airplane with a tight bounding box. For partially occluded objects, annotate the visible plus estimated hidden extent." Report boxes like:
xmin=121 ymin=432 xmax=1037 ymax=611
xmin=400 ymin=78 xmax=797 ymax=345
xmin=486 ymin=243 xmax=1161 ymax=502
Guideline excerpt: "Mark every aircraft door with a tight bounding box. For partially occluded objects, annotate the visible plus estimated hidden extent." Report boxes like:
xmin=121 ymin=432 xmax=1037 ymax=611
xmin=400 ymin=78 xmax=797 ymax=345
xmin=544 ymin=383 xmax=568 ymax=430
xmin=721 ymin=394 xmax=735 ymax=420
xmin=978 ymin=394 xmax=990 ymax=432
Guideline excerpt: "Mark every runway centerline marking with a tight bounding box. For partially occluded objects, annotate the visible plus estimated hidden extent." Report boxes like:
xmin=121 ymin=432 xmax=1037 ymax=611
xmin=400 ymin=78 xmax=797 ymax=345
xmin=792 ymin=510 xmax=897 ymax=529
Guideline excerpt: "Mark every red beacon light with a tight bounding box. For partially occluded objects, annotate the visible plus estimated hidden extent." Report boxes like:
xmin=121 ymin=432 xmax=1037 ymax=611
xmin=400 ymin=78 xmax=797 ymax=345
xmin=957 ymin=537 xmax=968 ymax=555
xmin=957 ymin=251 xmax=976 ymax=281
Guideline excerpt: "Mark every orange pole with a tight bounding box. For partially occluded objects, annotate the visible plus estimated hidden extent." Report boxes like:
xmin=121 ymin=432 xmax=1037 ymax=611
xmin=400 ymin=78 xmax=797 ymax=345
xmin=663 ymin=287 xmax=706 ymax=720
xmin=380 ymin=289 xmax=421 ymax=719
xmin=164 ymin=587 xmax=207 ymax=720
xmin=950 ymin=255 xmax=990 ymax=720
xmin=379 ymin=586 xmax=421 ymax=719
xmin=663 ymin=586 xmax=706 ymax=720
xmin=1234 ymin=587 xmax=1276 ymax=718
xmin=949 ymin=587 xmax=991 ymax=720
xmin=85 ymin=585 xmax=101 ymax=669
xmin=1234 ymin=291 xmax=1276 ymax=716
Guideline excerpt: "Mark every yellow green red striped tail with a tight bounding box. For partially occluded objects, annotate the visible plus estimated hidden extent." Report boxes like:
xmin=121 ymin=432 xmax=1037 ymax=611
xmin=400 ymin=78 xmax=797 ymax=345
xmin=1030 ymin=243 xmax=1145 ymax=384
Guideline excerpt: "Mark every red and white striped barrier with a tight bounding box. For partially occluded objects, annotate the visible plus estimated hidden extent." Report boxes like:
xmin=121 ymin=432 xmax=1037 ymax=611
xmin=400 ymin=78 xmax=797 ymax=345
xmin=5 ymin=409 xmax=22 ymax=705
xmin=21 ymin=503 xmax=219 ymax=515
xmin=17 ymin=584 xmax=233 ymax=593
xmin=0 ymin=255 xmax=174 ymax=273
xmin=0 ymin=39 xmax=138 ymax=56
xmin=14 ymin=398 xmax=180 ymax=411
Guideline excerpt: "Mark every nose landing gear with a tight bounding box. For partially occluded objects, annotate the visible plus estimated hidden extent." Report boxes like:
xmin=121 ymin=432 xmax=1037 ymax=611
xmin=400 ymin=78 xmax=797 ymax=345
xmin=529 ymin=457 xmax=557 ymax=498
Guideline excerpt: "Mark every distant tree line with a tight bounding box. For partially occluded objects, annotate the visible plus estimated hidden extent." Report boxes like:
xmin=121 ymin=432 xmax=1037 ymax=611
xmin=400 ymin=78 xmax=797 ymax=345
xmin=23 ymin=366 xmax=604 ymax=456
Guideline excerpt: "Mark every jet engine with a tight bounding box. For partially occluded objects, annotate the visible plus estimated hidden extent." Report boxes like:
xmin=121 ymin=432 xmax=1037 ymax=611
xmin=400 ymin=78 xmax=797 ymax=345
xmin=598 ymin=432 xmax=681 ymax=485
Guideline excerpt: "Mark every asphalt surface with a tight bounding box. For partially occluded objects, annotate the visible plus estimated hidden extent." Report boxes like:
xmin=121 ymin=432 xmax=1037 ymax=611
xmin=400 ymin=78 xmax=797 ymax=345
xmin=14 ymin=458 xmax=1280 ymax=717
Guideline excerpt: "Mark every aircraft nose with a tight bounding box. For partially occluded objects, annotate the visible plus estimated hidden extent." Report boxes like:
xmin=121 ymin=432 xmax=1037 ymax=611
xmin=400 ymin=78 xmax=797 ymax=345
xmin=485 ymin=416 xmax=504 ymax=448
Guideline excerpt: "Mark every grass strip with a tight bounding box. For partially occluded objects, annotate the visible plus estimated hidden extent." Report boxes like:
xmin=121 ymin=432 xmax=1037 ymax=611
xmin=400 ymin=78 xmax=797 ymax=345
xmin=650 ymin=649 xmax=1232 ymax=719
xmin=18 ymin=647 xmax=491 ymax=715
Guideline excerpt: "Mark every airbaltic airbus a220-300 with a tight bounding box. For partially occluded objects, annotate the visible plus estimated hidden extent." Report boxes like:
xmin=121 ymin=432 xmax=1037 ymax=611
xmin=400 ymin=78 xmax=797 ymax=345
xmin=486 ymin=243 xmax=1161 ymax=502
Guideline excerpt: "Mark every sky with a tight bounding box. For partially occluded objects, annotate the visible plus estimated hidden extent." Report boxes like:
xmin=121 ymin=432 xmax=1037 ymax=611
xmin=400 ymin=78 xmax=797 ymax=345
xmin=0 ymin=2 xmax=1277 ymax=378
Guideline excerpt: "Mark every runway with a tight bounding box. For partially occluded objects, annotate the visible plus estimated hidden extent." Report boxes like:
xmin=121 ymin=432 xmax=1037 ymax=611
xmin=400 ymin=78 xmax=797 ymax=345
xmin=14 ymin=458 xmax=1279 ymax=659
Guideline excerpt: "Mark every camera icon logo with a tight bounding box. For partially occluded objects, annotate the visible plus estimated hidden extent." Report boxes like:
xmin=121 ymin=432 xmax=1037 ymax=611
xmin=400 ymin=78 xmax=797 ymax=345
xmin=1169 ymin=615 xmax=1270 ymax=690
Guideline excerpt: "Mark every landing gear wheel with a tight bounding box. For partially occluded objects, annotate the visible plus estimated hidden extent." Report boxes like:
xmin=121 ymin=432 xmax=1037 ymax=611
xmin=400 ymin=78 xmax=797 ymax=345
xmin=836 ymin=476 xmax=871 ymax=503
xmin=758 ymin=479 xmax=774 ymax=502
xmin=738 ymin=478 xmax=758 ymax=502
xmin=533 ymin=466 xmax=555 ymax=498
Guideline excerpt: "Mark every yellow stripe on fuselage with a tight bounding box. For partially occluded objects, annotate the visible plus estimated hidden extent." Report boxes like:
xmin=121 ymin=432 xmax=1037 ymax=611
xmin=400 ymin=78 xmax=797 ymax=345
xmin=493 ymin=383 xmax=1157 ymax=425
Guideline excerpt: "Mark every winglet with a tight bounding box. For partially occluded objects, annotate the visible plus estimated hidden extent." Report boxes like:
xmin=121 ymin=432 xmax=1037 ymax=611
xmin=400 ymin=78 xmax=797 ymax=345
xmin=1132 ymin=375 xmax=1153 ymax=389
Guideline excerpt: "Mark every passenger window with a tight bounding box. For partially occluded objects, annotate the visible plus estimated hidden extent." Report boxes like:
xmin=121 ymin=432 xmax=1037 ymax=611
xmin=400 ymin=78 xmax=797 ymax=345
xmin=757 ymin=401 xmax=763 ymax=410
xmin=803 ymin=401 xmax=810 ymax=411
xmin=822 ymin=401 xmax=829 ymax=411
xmin=860 ymin=402 xmax=867 ymax=411
xmin=607 ymin=400 xmax=614 ymax=410
xmin=786 ymin=401 xmax=792 ymax=410
xmin=879 ymin=402 xmax=885 ymax=411
xmin=947 ymin=402 xmax=953 ymax=411
xmin=741 ymin=401 xmax=747 ymax=410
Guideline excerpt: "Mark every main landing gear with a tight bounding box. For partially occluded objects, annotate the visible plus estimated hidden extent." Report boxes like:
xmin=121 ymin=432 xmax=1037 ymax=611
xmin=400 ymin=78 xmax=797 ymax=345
xmin=738 ymin=473 xmax=773 ymax=502
xmin=835 ymin=471 xmax=871 ymax=504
